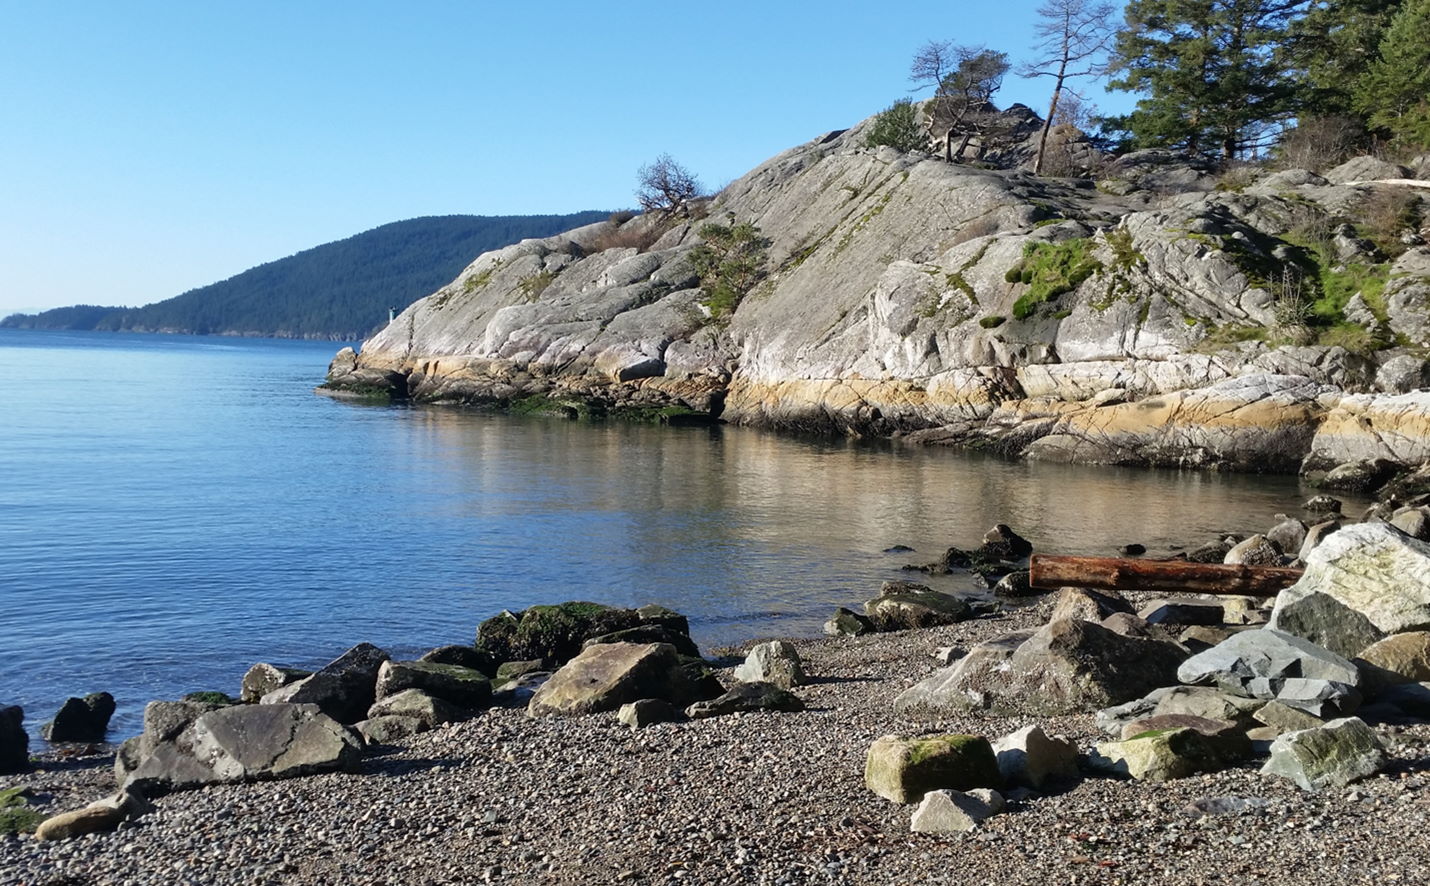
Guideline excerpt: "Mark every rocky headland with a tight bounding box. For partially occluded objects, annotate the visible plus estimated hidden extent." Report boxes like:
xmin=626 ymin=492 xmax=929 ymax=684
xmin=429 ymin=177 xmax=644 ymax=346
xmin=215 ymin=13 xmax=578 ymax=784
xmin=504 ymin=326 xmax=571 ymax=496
xmin=323 ymin=112 xmax=1430 ymax=486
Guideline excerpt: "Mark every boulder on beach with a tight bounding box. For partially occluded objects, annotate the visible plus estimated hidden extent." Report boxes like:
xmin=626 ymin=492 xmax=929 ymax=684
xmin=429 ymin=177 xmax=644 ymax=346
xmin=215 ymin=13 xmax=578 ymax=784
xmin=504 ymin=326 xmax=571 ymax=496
xmin=910 ymin=789 xmax=1004 ymax=834
xmin=418 ymin=645 xmax=498 ymax=676
xmin=527 ymin=642 xmax=718 ymax=717
xmin=824 ymin=607 xmax=873 ymax=636
xmin=863 ymin=581 xmax=973 ymax=631
xmin=41 ymin=692 xmax=115 ymax=743
xmin=261 ymin=643 xmax=391 ymax=724
xmin=123 ymin=703 xmax=362 ymax=794
xmin=240 ymin=663 xmax=311 ymax=704
xmin=865 ymin=734 xmax=1001 ymax=804
xmin=1092 ymin=727 xmax=1226 ymax=782
xmin=991 ymin=725 xmax=1078 ymax=789
xmin=1356 ymin=631 xmax=1430 ymax=693
xmin=1269 ymin=523 xmax=1430 ymax=657
xmin=686 ymin=681 xmax=805 ymax=719
xmin=1097 ymin=686 xmax=1266 ymax=736
xmin=374 ymin=660 xmax=492 ymax=709
xmin=476 ymin=602 xmax=648 ymax=667
xmin=1176 ymin=628 xmax=1360 ymax=698
xmin=0 ymin=705 xmax=27 ymax=773
xmin=617 ymin=699 xmax=684 ymax=728
xmin=1261 ymin=717 xmax=1387 ymax=791
xmin=367 ymin=688 xmax=463 ymax=729
xmin=732 ymin=641 xmax=808 ymax=689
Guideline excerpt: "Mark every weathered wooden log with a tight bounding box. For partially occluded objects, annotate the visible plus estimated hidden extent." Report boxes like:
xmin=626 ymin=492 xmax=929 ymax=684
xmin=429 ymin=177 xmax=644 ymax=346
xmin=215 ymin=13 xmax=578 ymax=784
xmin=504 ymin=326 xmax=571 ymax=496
xmin=1029 ymin=555 xmax=1303 ymax=598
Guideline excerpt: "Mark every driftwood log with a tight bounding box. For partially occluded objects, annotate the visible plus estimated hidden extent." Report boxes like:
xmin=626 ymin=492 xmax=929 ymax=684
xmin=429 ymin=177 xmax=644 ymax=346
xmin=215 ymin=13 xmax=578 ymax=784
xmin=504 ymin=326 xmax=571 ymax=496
xmin=1029 ymin=555 xmax=1303 ymax=598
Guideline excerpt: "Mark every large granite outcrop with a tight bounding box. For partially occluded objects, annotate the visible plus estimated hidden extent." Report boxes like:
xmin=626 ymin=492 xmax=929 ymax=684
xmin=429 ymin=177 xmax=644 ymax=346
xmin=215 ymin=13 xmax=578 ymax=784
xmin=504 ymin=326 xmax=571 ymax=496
xmin=321 ymin=116 xmax=1430 ymax=474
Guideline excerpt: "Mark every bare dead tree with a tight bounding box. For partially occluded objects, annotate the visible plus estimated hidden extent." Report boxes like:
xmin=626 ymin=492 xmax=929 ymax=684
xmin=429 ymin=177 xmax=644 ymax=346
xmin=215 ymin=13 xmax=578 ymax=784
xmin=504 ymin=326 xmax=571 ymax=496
xmin=910 ymin=43 xmax=1011 ymax=162
xmin=635 ymin=154 xmax=702 ymax=217
xmin=1020 ymin=0 xmax=1115 ymax=175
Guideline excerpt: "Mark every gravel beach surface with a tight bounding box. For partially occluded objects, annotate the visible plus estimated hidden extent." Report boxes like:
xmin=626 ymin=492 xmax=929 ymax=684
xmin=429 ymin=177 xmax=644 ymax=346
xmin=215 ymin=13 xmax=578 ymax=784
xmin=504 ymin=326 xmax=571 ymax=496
xmin=6 ymin=598 xmax=1430 ymax=886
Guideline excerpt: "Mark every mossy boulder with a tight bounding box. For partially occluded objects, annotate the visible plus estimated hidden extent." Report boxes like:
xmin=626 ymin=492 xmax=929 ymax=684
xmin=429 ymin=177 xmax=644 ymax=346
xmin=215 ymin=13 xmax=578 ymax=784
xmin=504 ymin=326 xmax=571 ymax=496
xmin=476 ymin=602 xmax=650 ymax=666
xmin=374 ymin=661 xmax=491 ymax=710
xmin=864 ymin=734 xmax=1001 ymax=804
xmin=1093 ymin=727 xmax=1224 ymax=782
xmin=863 ymin=581 xmax=973 ymax=632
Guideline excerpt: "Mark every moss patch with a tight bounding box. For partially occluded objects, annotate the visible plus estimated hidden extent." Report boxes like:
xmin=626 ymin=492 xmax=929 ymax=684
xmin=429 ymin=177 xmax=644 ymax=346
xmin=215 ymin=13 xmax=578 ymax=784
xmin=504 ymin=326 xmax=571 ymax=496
xmin=1007 ymin=238 xmax=1104 ymax=320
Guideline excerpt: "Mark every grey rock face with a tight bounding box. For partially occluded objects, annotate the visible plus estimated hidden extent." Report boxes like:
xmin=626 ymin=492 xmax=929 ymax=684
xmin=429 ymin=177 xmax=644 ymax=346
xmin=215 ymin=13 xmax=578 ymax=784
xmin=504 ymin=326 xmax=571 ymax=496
xmin=685 ymin=682 xmax=805 ymax=719
xmin=42 ymin=692 xmax=115 ymax=742
xmin=991 ymin=725 xmax=1078 ymax=789
xmin=1176 ymin=629 xmax=1359 ymax=699
xmin=240 ymin=663 xmax=311 ymax=704
xmin=1323 ymin=156 xmax=1411 ymax=184
xmin=1269 ymin=522 xmax=1430 ymax=656
xmin=125 ymin=703 xmax=361 ymax=793
xmin=732 ymin=641 xmax=808 ymax=689
xmin=261 ymin=643 xmax=390 ymax=724
xmin=0 ymin=705 xmax=27 ymax=773
xmin=1260 ymin=717 xmax=1387 ymax=791
xmin=374 ymin=660 xmax=491 ymax=709
xmin=1376 ymin=354 xmax=1429 ymax=394
xmin=528 ymin=642 xmax=716 ymax=718
xmin=910 ymin=789 xmax=1002 ymax=833
xmin=617 ymin=699 xmax=683 ymax=728
xmin=863 ymin=581 xmax=973 ymax=631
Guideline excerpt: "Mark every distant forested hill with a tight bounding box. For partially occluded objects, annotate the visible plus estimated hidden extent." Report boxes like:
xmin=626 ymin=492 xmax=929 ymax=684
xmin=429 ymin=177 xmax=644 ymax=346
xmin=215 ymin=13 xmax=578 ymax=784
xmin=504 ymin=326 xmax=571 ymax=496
xmin=1 ymin=212 xmax=609 ymax=340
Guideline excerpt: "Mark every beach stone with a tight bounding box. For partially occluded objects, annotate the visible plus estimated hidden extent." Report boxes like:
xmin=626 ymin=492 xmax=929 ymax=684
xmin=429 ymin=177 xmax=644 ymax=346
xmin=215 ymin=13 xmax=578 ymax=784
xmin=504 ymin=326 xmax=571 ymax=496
xmin=127 ymin=703 xmax=361 ymax=792
xmin=261 ymin=643 xmax=390 ymax=724
xmin=1184 ymin=796 xmax=1270 ymax=817
xmin=1177 ymin=629 xmax=1360 ymax=698
xmin=1097 ymin=686 xmax=1265 ymax=736
xmin=1093 ymin=728 xmax=1224 ymax=782
xmin=0 ymin=705 xmax=27 ymax=773
xmin=1319 ymin=458 xmax=1398 ymax=492
xmin=1261 ymin=717 xmax=1387 ymax=791
xmin=1048 ymin=587 xmax=1133 ymax=623
xmin=374 ymin=660 xmax=491 ymax=709
xmin=1119 ymin=543 xmax=1147 ymax=556
xmin=894 ymin=631 xmax=1035 ymax=715
xmin=495 ymin=659 xmax=546 ymax=681
xmin=355 ymin=715 xmax=423 ymax=745
xmin=1138 ymin=598 xmax=1224 ymax=626
xmin=529 ymin=642 xmax=714 ymax=718
xmin=909 ymin=789 xmax=1000 ymax=833
xmin=240 ymin=663 xmax=311 ymax=704
xmin=419 ymin=645 xmax=497 ymax=676
xmin=685 ymin=681 xmax=804 ymax=719
xmin=1269 ymin=523 xmax=1430 ymax=656
xmin=991 ymin=725 xmax=1078 ymax=789
xmin=733 ymin=641 xmax=808 ymax=689
xmin=584 ymin=624 xmax=701 ymax=658
xmin=979 ymin=524 xmax=1033 ymax=561
xmin=1253 ymin=700 xmax=1326 ymax=735
xmin=1003 ymin=618 xmax=1187 ymax=715
xmin=864 ymin=734 xmax=1001 ymax=803
xmin=367 ymin=688 xmax=462 ymax=729
xmin=1298 ymin=520 xmax=1342 ymax=561
xmin=864 ymin=581 xmax=973 ymax=631
xmin=1099 ymin=612 xmax=1161 ymax=639
xmin=993 ymin=570 xmax=1035 ymax=597
xmin=41 ymin=692 xmax=115 ymax=742
xmin=1391 ymin=506 xmax=1430 ymax=540
xmin=617 ymin=699 xmax=683 ymax=728
xmin=1119 ymin=715 xmax=1251 ymax=762
xmin=1274 ymin=677 xmax=1361 ymax=718
xmin=824 ymin=607 xmax=873 ymax=636
xmin=33 ymin=802 xmax=126 ymax=842
xmin=1267 ymin=518 xmax=1308 ymax=557
xmin=492 ymin=671 xmax=552 ymax=707
xmin=1179 ymin=625 xmax=1235 ymax=653
xmin=1188 ymin=538 xmax=1236 ymax=563
xmin=476 ymin=602 xmax=644 ymax=667
xmin=1224 ymin=535 xmax=1283 ymax=566
xmin=1303 ymin=494 xmax=1343 ymax=514
xmin=1221 ymin=596 xmax=1267 ymax=626
xmin=1376 ymin=682 xmax=1430 ymax=718
xmin=1356 ymin=631 xmax=1430 ymax=692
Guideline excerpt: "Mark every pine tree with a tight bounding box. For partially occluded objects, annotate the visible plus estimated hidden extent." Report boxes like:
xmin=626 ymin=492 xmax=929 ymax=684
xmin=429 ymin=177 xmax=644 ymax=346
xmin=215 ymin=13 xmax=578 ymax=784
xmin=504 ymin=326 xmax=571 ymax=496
xmin=1108 ymin=0 xmax=1308 ymax=162
xmin=1284 ymin=0 xmax=1402 ymax=119
xmin=1354 ymin=0 xmax=1430 ymax=149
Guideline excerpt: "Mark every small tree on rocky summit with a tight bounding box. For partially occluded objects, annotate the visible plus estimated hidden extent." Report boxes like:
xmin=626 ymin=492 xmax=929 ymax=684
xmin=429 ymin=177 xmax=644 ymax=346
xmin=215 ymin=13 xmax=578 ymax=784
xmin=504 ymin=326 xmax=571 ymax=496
xmin=910 ymin=42 xmax=1011 ymax=162
xmin=1020 ymin=0 xmax=1116 ymax=175
xmin=635 ymin=154 xmax=702 ymax=217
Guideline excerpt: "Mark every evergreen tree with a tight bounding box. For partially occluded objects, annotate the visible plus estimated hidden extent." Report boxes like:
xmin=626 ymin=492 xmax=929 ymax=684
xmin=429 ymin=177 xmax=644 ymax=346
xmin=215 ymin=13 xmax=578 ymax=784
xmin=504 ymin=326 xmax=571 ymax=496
xmin=1108 ymin=0 xmax=1308 ymax=162
xmin=1284 ymin=0 xmax=1402 ymax=119
xmin=1354 ymin=0 xmax=1430 ymax=149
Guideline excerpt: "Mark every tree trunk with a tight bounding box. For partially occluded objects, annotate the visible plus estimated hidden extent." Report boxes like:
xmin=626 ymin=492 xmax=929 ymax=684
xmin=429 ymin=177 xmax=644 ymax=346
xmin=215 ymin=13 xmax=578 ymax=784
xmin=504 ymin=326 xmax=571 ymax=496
xmin=1029 ymin=554 xmax=1303 ymax=597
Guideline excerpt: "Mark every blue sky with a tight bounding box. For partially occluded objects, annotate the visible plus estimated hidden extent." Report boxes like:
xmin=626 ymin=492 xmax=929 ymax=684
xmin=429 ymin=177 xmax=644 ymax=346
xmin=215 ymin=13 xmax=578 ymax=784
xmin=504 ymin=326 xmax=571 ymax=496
xmin=0 ymin=1 xmax=1133 ymax=314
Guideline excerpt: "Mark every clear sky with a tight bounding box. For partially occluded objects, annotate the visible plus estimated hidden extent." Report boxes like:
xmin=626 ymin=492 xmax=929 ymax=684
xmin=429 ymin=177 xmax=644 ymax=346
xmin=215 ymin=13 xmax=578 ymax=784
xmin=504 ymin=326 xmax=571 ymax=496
xmin=0 ymin=0 xmax=1133 ymax=315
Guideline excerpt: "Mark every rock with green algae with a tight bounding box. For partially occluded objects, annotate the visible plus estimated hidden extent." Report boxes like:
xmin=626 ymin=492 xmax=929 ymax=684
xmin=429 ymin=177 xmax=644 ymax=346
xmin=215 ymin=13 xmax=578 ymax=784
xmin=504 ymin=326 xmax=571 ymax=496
xmin=1092 ymin=727 xmax=1226 ymax=782
xmin=375 ymin=660 xmax=491 ymax=709
xmin=1261 ymin=717 xmax=1387 ymax=791
xmin=864 ymin=734 xmax=1001 ymax=804
xmin=477 ymin=602 xmax=694 ymax=666
xmin=863 ymin=581 xmax=973 ymax=631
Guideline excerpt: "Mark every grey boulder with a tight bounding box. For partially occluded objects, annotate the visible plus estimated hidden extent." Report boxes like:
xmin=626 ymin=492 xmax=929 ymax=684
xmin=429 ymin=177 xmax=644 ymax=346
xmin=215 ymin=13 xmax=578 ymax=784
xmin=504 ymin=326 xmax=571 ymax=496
xmin=41 ymin=692 xmax=115 ymax=742
xmin=1261 ymin=717 xmax=1387 ymax=791
xmin=261 ymin=643 xmax=390 ymax=724
xmin=685 ymin=681 xmax=805 ymax=719
xmin=0 ymin=705 xmax=27 ymax=773
xmin=863 ymin=581 xmax=973 ymax=631
xmin=374 ymin=660 xmax=491 ymax=709
xmin=733 ymin=641 xmax=808 ymax=689
xmin=1176 ymin=628 xmax=1359 ymax=699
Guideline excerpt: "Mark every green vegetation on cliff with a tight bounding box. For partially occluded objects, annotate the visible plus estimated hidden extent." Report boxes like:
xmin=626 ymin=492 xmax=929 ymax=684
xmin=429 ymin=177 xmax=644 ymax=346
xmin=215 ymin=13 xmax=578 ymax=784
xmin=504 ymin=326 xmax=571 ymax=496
xmin=1 ymin=212 xmax=608 ymax=340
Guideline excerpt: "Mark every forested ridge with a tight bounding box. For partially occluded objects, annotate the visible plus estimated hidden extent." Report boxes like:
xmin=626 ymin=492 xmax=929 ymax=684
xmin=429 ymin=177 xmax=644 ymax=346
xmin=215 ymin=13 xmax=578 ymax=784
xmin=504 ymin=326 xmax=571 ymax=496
xmin=1 ymin=213 xmax=609 ymax=340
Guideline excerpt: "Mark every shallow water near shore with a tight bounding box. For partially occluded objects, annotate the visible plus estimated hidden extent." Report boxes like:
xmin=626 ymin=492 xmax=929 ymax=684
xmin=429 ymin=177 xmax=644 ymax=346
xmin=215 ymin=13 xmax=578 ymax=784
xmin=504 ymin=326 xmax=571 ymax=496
xmin=0 ymin=329 xmax=1359 ymax=738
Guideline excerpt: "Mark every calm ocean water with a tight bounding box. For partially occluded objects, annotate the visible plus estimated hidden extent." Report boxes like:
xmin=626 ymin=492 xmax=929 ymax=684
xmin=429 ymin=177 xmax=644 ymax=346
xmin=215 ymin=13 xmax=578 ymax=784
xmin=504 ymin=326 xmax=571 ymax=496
xmin=0 ymin=329 xmax=1346 ymax=738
